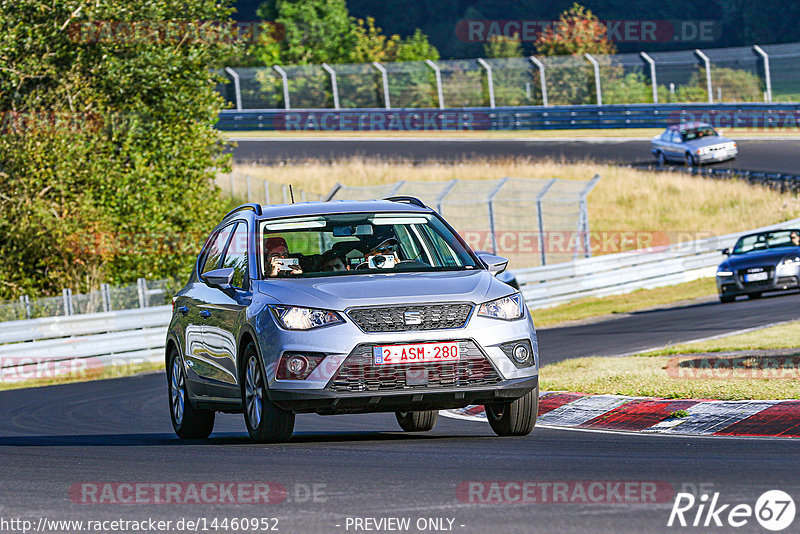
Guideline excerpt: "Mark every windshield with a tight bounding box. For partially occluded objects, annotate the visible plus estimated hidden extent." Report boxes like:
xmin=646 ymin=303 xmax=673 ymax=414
xmin=681 ymin=126 xmax=718 ymax=141
xmin=732 ymin=229 xmax=800 ymax=254
xmin=259 ymin=212 xmax=479 ymax=278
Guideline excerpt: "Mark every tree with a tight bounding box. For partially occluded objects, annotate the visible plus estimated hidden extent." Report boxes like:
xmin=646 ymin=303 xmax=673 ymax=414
xmin=0 ymin=0 xmax=237 ymax=299
xmin=484 ymin=35 xmax=523 ymax=59
xmin=534 ymin=3 xmax=617 ymax=57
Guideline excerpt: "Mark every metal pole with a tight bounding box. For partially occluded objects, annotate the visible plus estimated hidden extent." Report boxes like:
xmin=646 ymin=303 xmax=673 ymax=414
xmin=245 ymin=175 xmax=252 ymax=202
xmin=579 ymin=174 xmax=601 ymax=258
xmin=486 ymin=177 xmax=509 ymax=255
xmin=753 ymin=45 xmax=772 ymax=103
xmin=101 ymin=283 xmax=111 ymax=312
xmin=62 ymin=288 xmax=73 ymax=316
xmin=273 ymin=65 xmax=291 ymax=110
xmin=535 ymin=178 xmax=557 ymax=266
xmin=264 ymin=180 xmax=270 ymax=205
xmin=229 ymin=173 xmax=235 ymax=197
xmin=584 ymin=54 xmax=603 ymax=106
xmin=694 ymin=49 xmax=713 ymax=103
xmin=321 ymin=63 xmax=340 ymax=110
xmin=476 ymin=58 xmax=495 ymax=109
xmin=435 ymin=179 xmax=458 ymax=215
xmin=530 ymin=56 xmax=548 ymax=107
xmin=20 ymin=295 xmax=30 ymax=320
xmin=640 ymin=51 xmax=658 ymax=104
xmin=137 ymin=278 xmax=147 ymax=308
xmin=372 ymin=61 xmax=391 ymax=109
xmin=223 ymin=67 xmax=243 ymax=111
xmin=282 ymin=184 xmax=289 ymax=204
xmin=425 ymin=59 xmax=445 ymax=109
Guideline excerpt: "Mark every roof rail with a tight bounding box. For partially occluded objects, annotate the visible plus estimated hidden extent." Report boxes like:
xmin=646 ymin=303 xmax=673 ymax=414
xmin=383 ymin=196 xmax=427 ymax=209
xmin=223 ymin=203 xmax=262 ymax=220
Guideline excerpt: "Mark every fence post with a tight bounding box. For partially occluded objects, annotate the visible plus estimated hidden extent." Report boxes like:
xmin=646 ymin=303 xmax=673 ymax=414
xmin=372 ymin=61 xmax=391 ymax=110
xmin=20 ymin=295 xmax=31 ymax=320
xmin=529 ymin=56 xmax=548 ymax=107
xmin=425 ymin=59 xmax=445 ymax=109
xmin=273 ymin=65 xmax=291 ymax=110
xmin=223 ymin=67 xmax=243 ymax=111
xmin=584 ymin=54 xmax=602 ymax=106
xmin=640 ymin=52 xmax=658 ymax=104
xmin=487 ymin=177 xmax=509 ymax=255
xmin=264 ymin=180 xmax=271 ymax=205
xmin=579 ymin=175 xmax=601 ymax=259
xmin=536 ymin=178 xmax=558 ymax=266
xmin=246 ymin=175 xmax=252 ymax=202
xmin=435 ymin=179 xmax=459 ymax=214
xmin=101 ymin=283 xmax=111 ymax=312
xmin=753 ymin=45 xmax=772 ymax=103
xmin=229 ymin=173 xmax=235 ymax=197
xmin=476 ymin=58 xmax=495 ymax=109
xmin=282 ymin=184 xmax=289 ymax=204
xmin=137 ymin=278 xmax=148 ymax=308
xmin=62 ymin=288 xmax=73 ymax=316
xmin=694 ymin=49 xmax=713 ymax=103
xmin=321 ymin=63 xmax=340 ymax=110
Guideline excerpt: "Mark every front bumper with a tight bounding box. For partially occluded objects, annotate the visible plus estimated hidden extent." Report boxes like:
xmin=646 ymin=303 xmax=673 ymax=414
xmin=717 ymin=268 xmax=800 ymax=297
xmin=696 ymin=148 xmax=738 ymax=163
xmin=269 ymin=375 xmax=539 ymax=414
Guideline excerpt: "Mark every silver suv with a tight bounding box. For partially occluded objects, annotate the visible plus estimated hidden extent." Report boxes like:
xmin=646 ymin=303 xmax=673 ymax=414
xmin=166 ymin=197 xmax=539 ymax=443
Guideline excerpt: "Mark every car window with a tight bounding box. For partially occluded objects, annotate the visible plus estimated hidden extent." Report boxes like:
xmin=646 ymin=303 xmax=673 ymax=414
xmin=670 ymin=131 xmax=681 ymax=143
xmin=199 ymin=224 xmax=235 ymax=275
xmin=660 ymin=130 xmax=671 ymax=141
xmin=732 ymin=230 xmax=800 ymax=254
xmin=221 ymin=222 xmax=249 ymax=289
xmin=681 ymin=126 xmax=717 ymax=141
xmin=259 ymin=212 xmax=478 ymax=278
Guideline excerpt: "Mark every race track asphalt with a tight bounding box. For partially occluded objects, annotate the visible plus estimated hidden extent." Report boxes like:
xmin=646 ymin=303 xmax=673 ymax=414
xmin=2 ymin=293 xmax=800 ymax=533
xmin=230 ymin=138 xmax=800 ymax=175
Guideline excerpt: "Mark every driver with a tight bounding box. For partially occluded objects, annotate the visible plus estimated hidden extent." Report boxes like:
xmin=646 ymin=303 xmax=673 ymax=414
xmin=265 ymin=236 xmax=303 ymax=277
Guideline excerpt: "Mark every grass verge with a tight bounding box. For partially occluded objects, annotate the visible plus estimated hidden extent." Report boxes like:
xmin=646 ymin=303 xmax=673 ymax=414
xmin=532 ymin=277 xmax=717 ymax=328
xmin=541 ymin=320 xmax=800 ymax=400
xmin=0 ymin=360 xmax=165 ymax=391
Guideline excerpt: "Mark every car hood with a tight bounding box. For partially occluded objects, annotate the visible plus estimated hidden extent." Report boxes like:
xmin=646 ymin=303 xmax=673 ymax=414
xmin=255 ymin=270 xmax=512 ymax=310
xmin=684 ymin=136 xmax=735 ymax=148
xmin=723 ymin=249 xmax=800 ymax=270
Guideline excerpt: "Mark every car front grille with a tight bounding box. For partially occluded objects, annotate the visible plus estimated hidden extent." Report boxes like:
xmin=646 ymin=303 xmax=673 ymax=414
xmin=328 ymin=340 xmax=500 ymax=392
xmin=346 ymin=303 xmax=473 ymax=333
xmin=738 ymin=266 xmax=774 ymax=286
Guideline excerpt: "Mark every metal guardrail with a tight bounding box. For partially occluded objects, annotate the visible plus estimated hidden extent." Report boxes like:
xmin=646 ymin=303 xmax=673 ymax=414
xmin=216 ymin=102 xmax=800 ymax=131
xmin=517 ymin=216 xmax=800 ymax=309
xmin=636 ymin=163 xmax=800 ymax=194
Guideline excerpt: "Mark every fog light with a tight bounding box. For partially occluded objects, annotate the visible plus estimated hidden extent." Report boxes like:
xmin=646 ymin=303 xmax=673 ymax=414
xmin=512 ymin=344 xmax=529 ymax=363
xmin=287 ymin=355 xmax=308 ymax=375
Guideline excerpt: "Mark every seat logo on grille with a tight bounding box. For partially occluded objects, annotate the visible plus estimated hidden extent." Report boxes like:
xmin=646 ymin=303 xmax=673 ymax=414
xmin=403 ymin=311 xmax=422 ymax=325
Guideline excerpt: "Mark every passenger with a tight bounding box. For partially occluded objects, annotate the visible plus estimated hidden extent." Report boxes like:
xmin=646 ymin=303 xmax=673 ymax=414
xmin=265 ymin=236 xmax=303 ymax=277
xmin=319 ymin=249 xmax=347 ymax=272
xmin=791 ymin=231 xmax=800 ymax=247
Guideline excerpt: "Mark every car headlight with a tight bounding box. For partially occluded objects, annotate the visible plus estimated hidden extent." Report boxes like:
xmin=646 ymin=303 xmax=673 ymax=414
xmin=270 ymin=306 xmax=344 ymax=330
xmin=716 ymin=270 xmax=733 ymax=277
xmin=781 ymin=256 xmax=800 ymax=266
xmin=477 ymin=294 xmax=524 ymax=321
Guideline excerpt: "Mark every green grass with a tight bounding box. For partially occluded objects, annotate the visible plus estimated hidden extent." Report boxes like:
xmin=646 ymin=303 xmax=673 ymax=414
xmin=639 ymin=320 xmax=800 ymax=356
xmin=0 ymin=360 xmax=165 ymax=391
xmin=531 ymin=277 xmax=717 ymax=328
xmin=541 ymin=320 xmax=800 ymax=400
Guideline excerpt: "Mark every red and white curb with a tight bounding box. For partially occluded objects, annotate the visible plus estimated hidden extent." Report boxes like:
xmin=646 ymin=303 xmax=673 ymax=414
xmin=443 ymin=392 xmax=800 ymax=438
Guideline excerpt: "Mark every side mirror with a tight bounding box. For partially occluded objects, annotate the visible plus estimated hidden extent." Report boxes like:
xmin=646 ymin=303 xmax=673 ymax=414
xmin=722 ymin=248 xmax=730 ymax=256
xmin=201 ymin=267 xmax=235 ymax=290
xmin=477 ymin=253 xmax=509 ymax=276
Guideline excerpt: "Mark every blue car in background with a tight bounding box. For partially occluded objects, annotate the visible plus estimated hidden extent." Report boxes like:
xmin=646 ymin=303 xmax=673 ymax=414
xmin=717 ymin=229 xmax=800 ymax=302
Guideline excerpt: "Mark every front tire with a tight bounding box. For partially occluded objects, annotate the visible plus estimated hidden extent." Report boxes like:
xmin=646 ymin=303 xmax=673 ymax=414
xmin=720 ymin=295 xmax=735 ymax=303
xmin=241 ymin=343 xmax=294 ymax=443
xmin=167 ymin=347 xmax=215 ymax=439
xmin=486 ymin=386 xmax=538 ymax=437
xmin=656 ymin=151 xmax=666 ymax=166
xmin=395 ymin=410 xmax=438 ymax=432
xmin=685 ymin=152 xmax=697 ymax=167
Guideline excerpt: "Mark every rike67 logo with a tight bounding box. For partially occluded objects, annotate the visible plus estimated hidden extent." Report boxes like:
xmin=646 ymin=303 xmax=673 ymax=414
xmin=668 ymin=490 xmax=795 ymax=531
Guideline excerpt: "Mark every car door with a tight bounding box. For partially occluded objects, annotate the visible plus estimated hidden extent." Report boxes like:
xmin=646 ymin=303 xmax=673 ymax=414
xmin=668 ymin=130 xmax=684 ymax=160
xmin=186 ymin=223 xmax=236 ymax=393
xmin=198 ymin=220 xmax=252 ymax=400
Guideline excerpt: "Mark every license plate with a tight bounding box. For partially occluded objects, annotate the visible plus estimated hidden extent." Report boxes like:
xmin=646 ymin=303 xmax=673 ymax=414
xmin=373 ymin=342 xmax=460 ymax=366
xmin=744 ymin=272 xmax=768 ymax=282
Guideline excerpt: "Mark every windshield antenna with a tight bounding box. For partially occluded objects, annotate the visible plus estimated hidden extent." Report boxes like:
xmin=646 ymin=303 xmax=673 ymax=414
xmin=289 ymin=184 xmax=295 ymax=204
